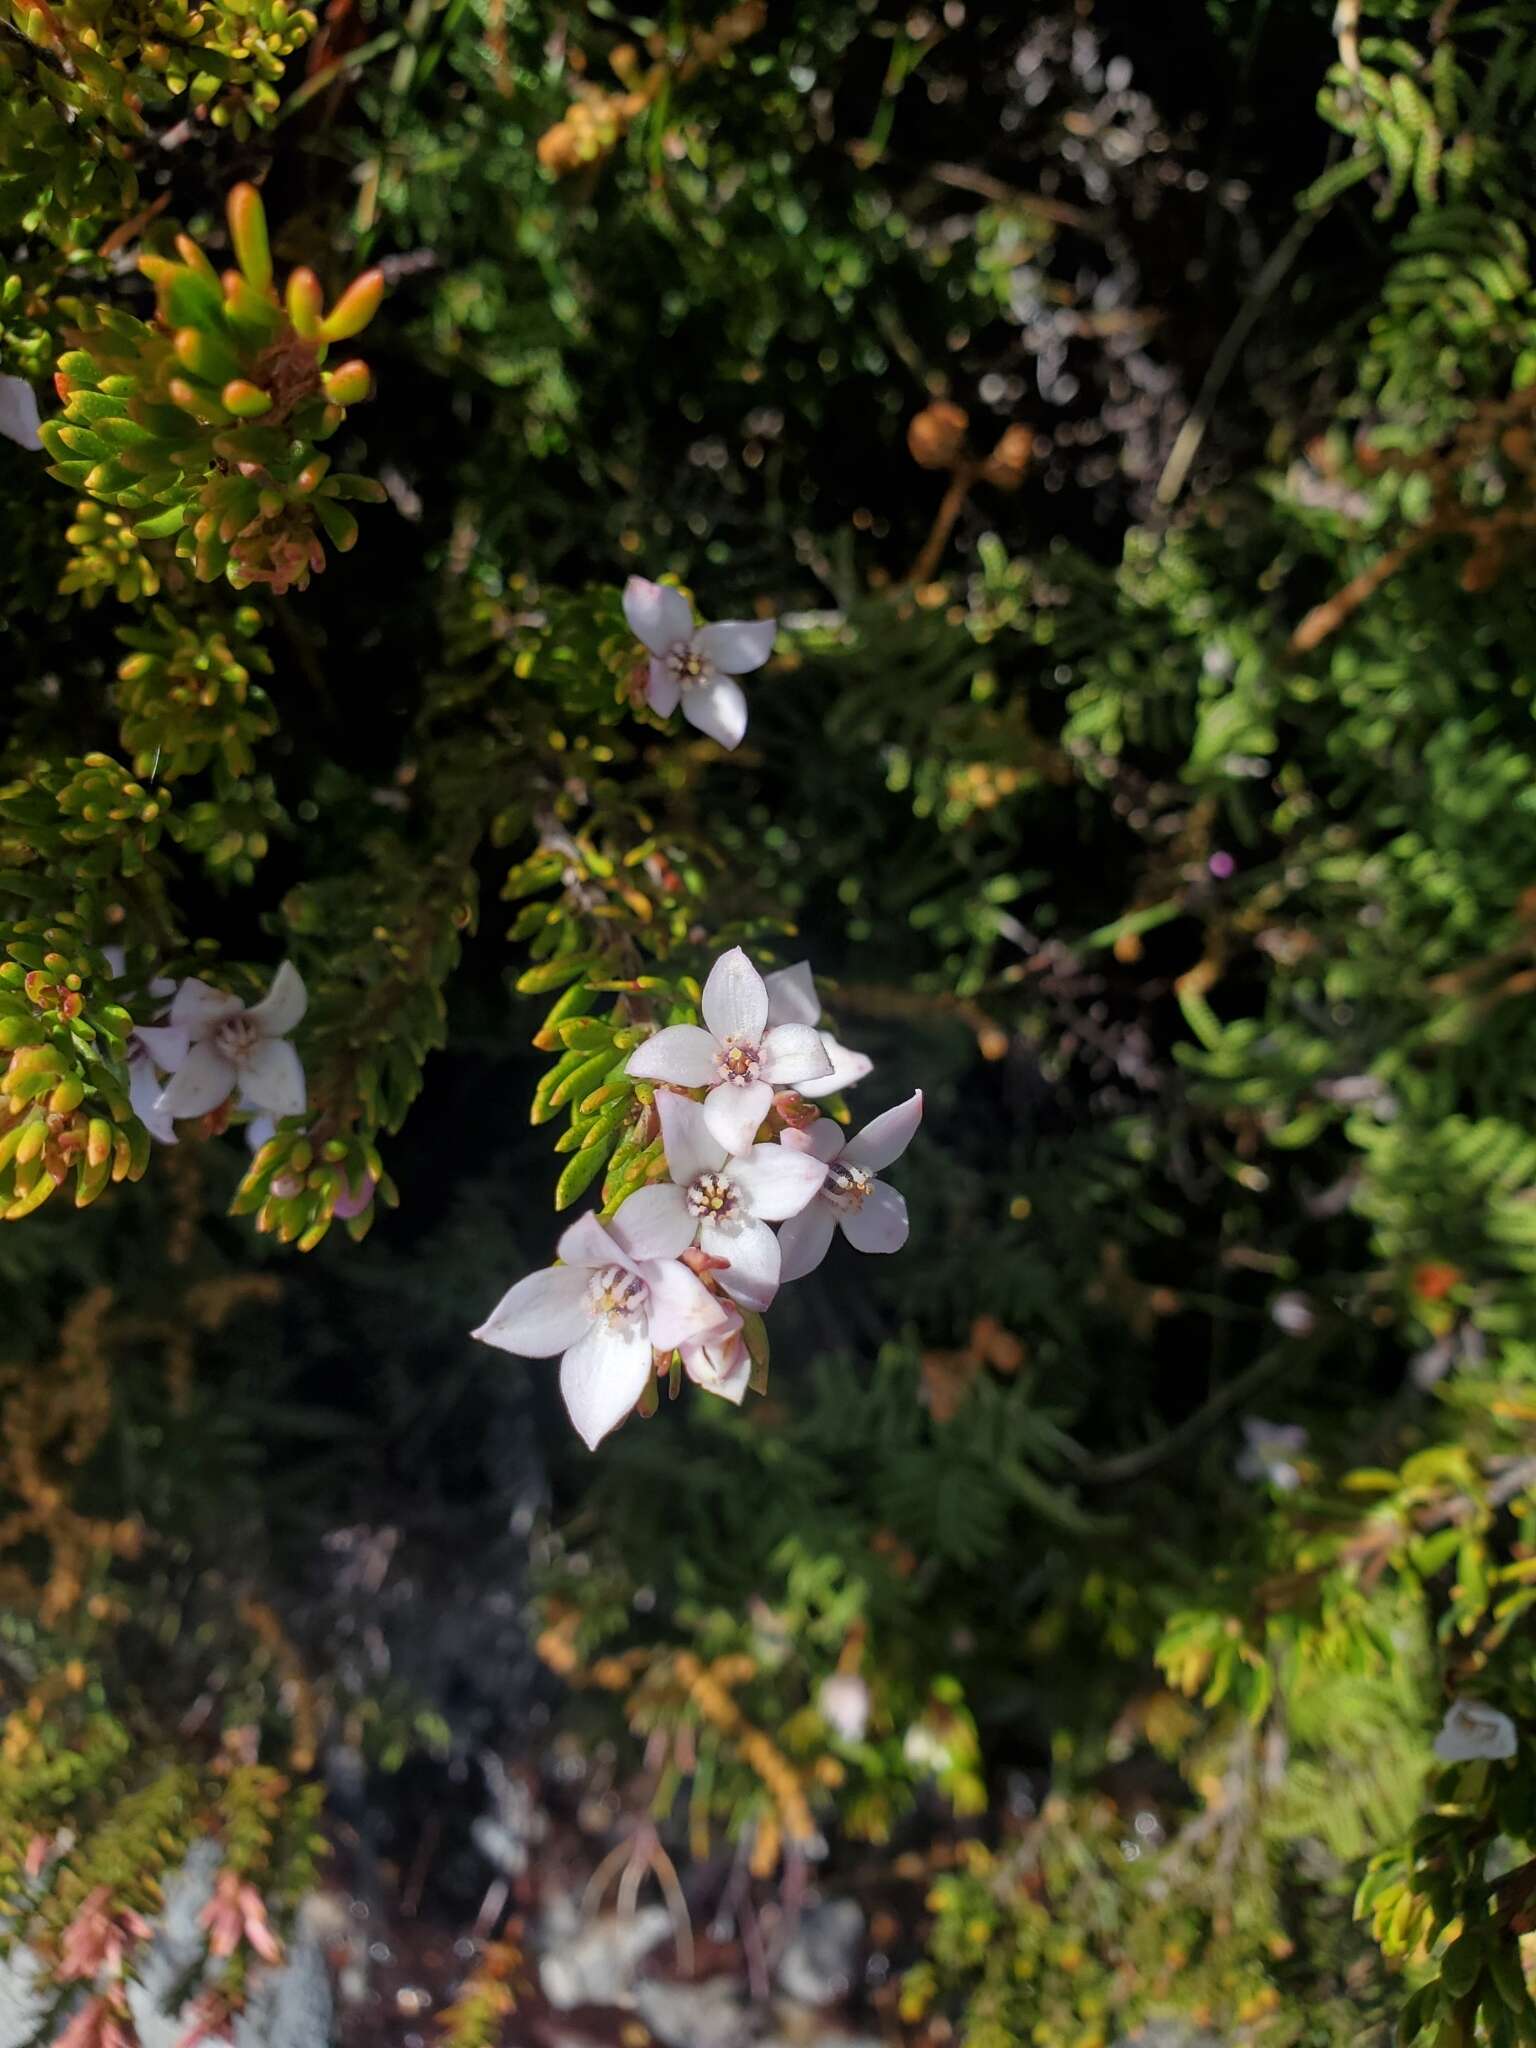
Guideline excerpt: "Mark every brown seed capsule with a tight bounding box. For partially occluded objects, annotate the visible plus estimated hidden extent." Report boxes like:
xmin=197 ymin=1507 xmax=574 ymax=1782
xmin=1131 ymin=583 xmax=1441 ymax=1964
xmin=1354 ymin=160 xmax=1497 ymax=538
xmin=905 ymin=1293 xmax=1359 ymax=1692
xmin=907 ymin=400 xmax=969 ymax=470
xmin=980 ymin=423 xmax=1036 ymax=491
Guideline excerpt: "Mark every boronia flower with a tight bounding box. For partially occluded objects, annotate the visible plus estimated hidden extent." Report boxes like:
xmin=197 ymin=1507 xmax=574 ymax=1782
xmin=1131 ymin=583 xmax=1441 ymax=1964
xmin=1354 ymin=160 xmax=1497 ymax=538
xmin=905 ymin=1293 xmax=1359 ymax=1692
xmin=818 ymin=1672 xmax=871 ymax=1744
xmin=472 ymin=1189 xmax=734 ymax=1450
xmin=623 ymin=576 xmax=777 ymax=751
xmin=104 ymin=948 xmax=183 ymax=1146
xmin=627 ymin=947 xmax=832 ymax=1154
xmin=764 ymin=962 xmax=872 ymax=1101
xmin=1433 ymin=1698 xmax=1518 ymax=1764
xmin=0 ymin=375 xmax=42 ymax=452
xmin=679 ymin=1304 xmax=753 ymax=1405
xmin=152 ymin=962 xmax=308 ymax=1122
xmin=777 ymin=1091 xmax=923 ymax=1282
xmin=647 ymin=1091 xmax=828 ymax=1312
xmin=1235 ymin=1416 xmax=1308 ymax=1493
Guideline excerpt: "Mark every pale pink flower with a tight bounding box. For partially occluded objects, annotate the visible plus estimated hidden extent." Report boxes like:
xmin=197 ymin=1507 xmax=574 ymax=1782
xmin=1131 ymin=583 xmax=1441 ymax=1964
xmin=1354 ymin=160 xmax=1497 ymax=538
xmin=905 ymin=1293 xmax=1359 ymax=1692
xmin=678 ymin=1304 xmax=754 ymax=1405
xmin=777 ymin=1092 xmax=923 ymax=1282
xmin=57 ymin=1887 xmax=150 ymax=1983
xmin=50 ymin=1996 xmax=134 ymax=2048
xmin=473 ymin=1192 xmax=734 ymax=1450
xmin=623 ymin=577 xmax=776 ymax=751
xmin=104 ymin=947 xmax=183 ymax=1146
xmin=818 ymin=1673 xmax=871 ymax=1744
xmin=1433 ymin=1698 xmax=1518 ymax=1764
xmin=0 ymin=375 xmax=42 ymax=452
xmin=763 ymin=962 xmax=872 ymax=1100
xmin=626 ymin=947 xmax=831 ymax=1155
xmin=201 ymin=1868 xmax=282 ymax=1965
xmin=152 ymin=963 xmax=307 ymax=1123
xmin=1236 ymin=1417 xmax=1308 ymax=1492
xmin=642 ymin=1091 xmax=827 ymax=1312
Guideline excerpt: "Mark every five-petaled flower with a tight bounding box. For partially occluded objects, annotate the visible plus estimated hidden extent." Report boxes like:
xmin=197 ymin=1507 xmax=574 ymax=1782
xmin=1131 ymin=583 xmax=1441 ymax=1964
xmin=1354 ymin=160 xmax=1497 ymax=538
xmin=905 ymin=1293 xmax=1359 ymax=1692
xmin=1235 ymin=1417 xmax=1308 ymax=1493
xmin=777 ymin=1091 xmax=923 ymax=1282
xmin=473 ymin=1189 xmax=734 ymax=1449
xmin=1433 ymin=1697 xmax=1518 ymax=1764
xmin=647 ymin=1091 xmax=828 ymax=1311
xmin=623 ymin=576 xmax=777 ymax=751
xmin=151 ymin=963 xmax=308 ymax=1124
xmin=0 ymin=374 xmax=42 ymax=452
xmin=626 ymin=947 xmax=832 ymax=1155
xmin=764 ymin=962 xmax=872 ymax=1101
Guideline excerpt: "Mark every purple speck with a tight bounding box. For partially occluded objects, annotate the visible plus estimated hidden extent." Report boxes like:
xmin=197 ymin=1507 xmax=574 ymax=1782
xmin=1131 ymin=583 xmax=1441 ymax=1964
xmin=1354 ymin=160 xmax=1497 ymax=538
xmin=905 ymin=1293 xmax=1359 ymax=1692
xmin=1208 ymin=852 xmax=1236 ymax=880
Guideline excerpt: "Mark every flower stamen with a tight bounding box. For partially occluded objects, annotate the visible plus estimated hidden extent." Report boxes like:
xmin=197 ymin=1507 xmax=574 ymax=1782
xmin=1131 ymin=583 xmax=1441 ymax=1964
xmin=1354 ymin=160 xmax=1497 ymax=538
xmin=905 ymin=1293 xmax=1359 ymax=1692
xmin=823 ymin=1160 xmax=873 ymax=1211
xmin=585 ymin=1264 xmax=648 ymax=1325
xmin=686 ymin=1171 xmax=739 ymax=1222
xmin=713 ymin=1035 xmax=763 ymax=1087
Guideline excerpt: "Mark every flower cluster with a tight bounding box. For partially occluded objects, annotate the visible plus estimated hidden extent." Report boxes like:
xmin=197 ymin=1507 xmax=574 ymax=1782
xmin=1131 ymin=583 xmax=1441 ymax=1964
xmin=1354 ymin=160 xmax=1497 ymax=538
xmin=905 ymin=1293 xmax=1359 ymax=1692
xmin=474 ymin=947 xmax=921 ymax=1449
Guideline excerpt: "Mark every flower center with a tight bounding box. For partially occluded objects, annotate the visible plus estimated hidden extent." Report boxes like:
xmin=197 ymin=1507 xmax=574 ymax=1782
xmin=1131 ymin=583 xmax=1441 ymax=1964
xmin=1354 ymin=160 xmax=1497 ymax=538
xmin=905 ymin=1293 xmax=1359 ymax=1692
xmin=666 ymin=642 xmax=708 ymax=686
xmin=585 ymin=1263 xmax=648 ymax=1326
xmin=687 ymin=1171 xmax=739 ymax=1222
xmin=713 ymin=1035 xmax=762 ymax=1087
xmin=213 ymin=1014 xmax=260 ymax=1064
xmin=823 ymin=1160 xmax=873 ymax=1211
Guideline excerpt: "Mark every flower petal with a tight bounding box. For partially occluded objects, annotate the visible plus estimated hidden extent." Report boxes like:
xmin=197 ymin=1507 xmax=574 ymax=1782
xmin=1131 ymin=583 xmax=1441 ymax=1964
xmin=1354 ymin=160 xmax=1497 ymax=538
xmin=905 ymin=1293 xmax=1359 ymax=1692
xmin=129 ymin=1053 xmax=177 ymax=1146
xmin=642 ymin=1258 xmax=735 ymax=1352
xmin=763 ymin=961 xmax=820 ymax=1030
xmin=694 ymin=618 xmax=777 ymax=676
xmin=244 ymin=960 xmax=308 ymax=1037
xmin=701 ymin=947 xmax=769 ymax=1043
xmin=758 ymin=1023 xmax=834 ymax=1086
xmin=682 ymin=675 xmax=748 ymax=751
xmin=626 ymin=1024 xmax=720 ymax=1086
xmin=169 ymin=977 xmax=244 ymax=1034
xmin=658 ymin=1090 xmax=727 ymax=1185
xmin=557 ymin=1212 xmax=624 ymax=1270
xmin=473 ymin=1265 xmax=592 ymax=1357
xmin=797 ymin=1032 xmax=873 ymax=1100
xmin=703 ymin=1078 xmax=774 ymax=1155
xmin=844 ymin=1088 xmax=923 ymax=1172
xmin=622 ymin=576 xmax=693 ymax=658
xmin=681 ymin=1328 xmax=752 ymax=1405
xmin=730 ymin=1143 xmax=828 ymax=1221
xmin=701 ymin=1213 xmax=780 ymax=1312
xmin=646 ymin=656 xmax=681 ymax=718
xmin=154 ymin=1043 xmax=237 ymax=1119
xmin=608 ymin=1182 xmax=695 ymax=1262
xmin=0 ymin=375 xmax=42 ymax=452
xmin=236 ymin=1038 xmax=307 ymax=1118
xmin=840 ymin=1179 xmax=908 ymax=1255
xmin=559 ymin=1318 xmax=653 ymax=1450
xmin=781 ymin=1118 xmax=846 ymax=1163
xmin=132 ymin=1024 xmax=191 ymax=1072
xmin=775 ymin=1200 xmax=837 ymax=1284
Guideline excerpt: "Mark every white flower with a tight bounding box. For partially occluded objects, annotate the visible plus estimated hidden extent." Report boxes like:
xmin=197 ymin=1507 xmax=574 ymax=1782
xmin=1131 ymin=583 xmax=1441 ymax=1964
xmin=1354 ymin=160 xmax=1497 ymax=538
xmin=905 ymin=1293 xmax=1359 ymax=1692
xmin=818 ymin=1674 xmax=871 ymax=1744
xmin=151 ymin=963 xmax=308 ymax=1123
xmin=1434 ymin=1698 xmax=1518 ymax=1764
xmin=763 ymin=962 xmax=872 ymax=1101
xmin=1236 ymin=1417 xmax=1308 ymax=1492
xmin=473 ymin=1189 xmax=734 ymax=1449
xmin=626 ymin=947 xmax=832 ymax=1155
xmin=643 ymin=1091 xmax=828 ymax=1312
xmin=679 ymin=1305 xmax=754 ymax=1405
xmin=103 ymin=948 xmax=184 ymax=1146
xmin=776 ymin=1092 xmax=923 ymax=1282
xmin=0 ymin=375 xmax=42 ymax=452
xmin=623 ymin=576 xmax=777 ymax=751
xmin=902 ymin=1721 xmax=953 ymax=1774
